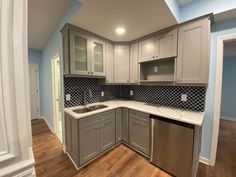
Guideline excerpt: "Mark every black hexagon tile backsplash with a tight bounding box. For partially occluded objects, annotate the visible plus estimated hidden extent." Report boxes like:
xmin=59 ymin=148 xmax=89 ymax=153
xmin=64 ymin=77 xmax=206 ymax=112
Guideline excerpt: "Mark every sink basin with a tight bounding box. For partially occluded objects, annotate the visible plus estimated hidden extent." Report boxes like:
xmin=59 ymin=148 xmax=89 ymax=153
xmin=88 ymin=105 xmax=108 ymax=110
xmin=73 ymin=104 xmax=108 ymax=114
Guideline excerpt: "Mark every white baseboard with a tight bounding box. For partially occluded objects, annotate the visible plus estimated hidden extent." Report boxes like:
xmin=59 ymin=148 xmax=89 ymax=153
xmin=199 ymin=156 xmax=210 ymax=165
xmin=40 ymin=116 xmax=54 ymax=133
xmin=221 ymin=116 xmax=236 ymax=121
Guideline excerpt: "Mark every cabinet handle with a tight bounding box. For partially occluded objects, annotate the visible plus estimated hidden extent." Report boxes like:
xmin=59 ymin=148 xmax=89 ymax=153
xmin=91 ymin=72 xmax=94 ymax=74
xmin=152 ymin=56 xmax=155 ymax=59
xmin=88 ymin=72 xmax=90 ymax=74
xmin=156 ymin=56 xmax=158 ymax=58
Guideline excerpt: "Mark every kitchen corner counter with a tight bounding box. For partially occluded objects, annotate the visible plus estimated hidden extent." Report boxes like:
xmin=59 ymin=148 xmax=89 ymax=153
xmin=64 ymin=100 xmax=205 ymax=126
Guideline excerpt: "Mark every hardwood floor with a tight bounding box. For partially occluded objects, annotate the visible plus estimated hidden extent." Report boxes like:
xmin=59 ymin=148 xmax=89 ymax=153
xmin=32 ymin=119 xmax=236 ymax=177
xmin=196 ymin=120 xmax=236 ymax=177
xmin=32 ymin=119 xmax=171 ymax=177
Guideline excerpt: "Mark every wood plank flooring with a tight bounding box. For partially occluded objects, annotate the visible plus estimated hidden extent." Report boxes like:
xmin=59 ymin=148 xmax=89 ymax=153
xmin=196 ymin=120 xmax=236 ymax=177
xmin=32 ymin=119 xmax=236 ymax=177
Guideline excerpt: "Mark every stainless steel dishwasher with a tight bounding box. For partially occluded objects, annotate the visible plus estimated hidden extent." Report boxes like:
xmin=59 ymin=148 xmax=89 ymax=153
xmin=150 ymin=115 xmax=195 ymax=177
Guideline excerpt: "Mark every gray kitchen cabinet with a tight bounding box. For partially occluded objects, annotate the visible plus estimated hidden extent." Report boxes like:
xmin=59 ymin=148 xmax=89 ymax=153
xmin=122 ymin=108 xmax=129 ymax=143
xmin=129 ymin=110 xmax=150 ymax=156
xmin=139 ymin=37 xmax=158 ymax=62
xmin=90 ymin=38 xmax=106 ymax=76
xmin=105 ymin=43 xmax=114 ymax=83
xmin=61 ymin=24 xmax=106 ymax=77
xmin=79 ymin=121 xmax=100 ymax=165
xmin=100 ymin=113 xmax=116 ymax=152
xmin=130 ymin=42 xmax=139 ymax=84
xmin=114 ymin=45 xmax=130 ymax=83
xmin=115 ymin=108 xmax=122 ymax=143
xmin=176 ymin=17 xmax=210 ymax=84
xmin=158 ymin=28 xmax=177 ymax=59
xmin=70 ymin=30 xmax=91 ymax=75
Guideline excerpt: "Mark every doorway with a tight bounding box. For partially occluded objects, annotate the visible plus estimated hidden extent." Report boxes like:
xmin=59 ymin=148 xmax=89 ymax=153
xmin=52 ymin=52 xmax=62 ymax=142
xmin=29 ymin=63 xmax=40 ymax=120
xmin=211 ymin=34 xmax=236 ymax=168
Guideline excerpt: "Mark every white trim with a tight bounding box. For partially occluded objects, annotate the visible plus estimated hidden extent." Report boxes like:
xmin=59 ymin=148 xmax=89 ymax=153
xmin=0 ymin=158 xmax=35 ymax=177
xmin=41 ymin=116 xmax=54 ymax=134
xmin=199 ymin=156 xmax=210 ymax=165
xmin=210 ymin=33 xmax=236 ymax=166
xmin=221 ymin=116 xmax=236 ymax=121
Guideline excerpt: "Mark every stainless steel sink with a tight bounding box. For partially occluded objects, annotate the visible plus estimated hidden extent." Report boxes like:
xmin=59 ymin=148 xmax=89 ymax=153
xmin=87 ymin=105 xmax=108 ymax=110
xmin=73 ymin=104 xmax=108 ymax=114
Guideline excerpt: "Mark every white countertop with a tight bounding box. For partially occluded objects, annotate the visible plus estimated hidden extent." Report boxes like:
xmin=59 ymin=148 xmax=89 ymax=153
xmin=64 ymin=100 xmax=205 ymax=126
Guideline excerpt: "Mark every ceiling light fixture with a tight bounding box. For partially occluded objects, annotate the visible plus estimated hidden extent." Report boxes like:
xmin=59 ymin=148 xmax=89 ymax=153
xmin=116 ymin=27 xmax=125 ymax=34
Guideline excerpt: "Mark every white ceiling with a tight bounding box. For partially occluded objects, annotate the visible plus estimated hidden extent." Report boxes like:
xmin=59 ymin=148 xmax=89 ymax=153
xmin=70 ymin=0 xmax=177 ymax=42
xmin=28 ymin=0 xmax=72 ymax=50
xmin=224 ymin=41 xmax=236 ymax=57
xmin=176 ymin=0 xmax=195 ymax=6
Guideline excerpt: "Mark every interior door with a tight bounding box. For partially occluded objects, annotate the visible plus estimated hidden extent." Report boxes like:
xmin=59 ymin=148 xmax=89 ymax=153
xmin=28 ymin=64 xmax=40 ymax=120
xmin=52 ymin=55 xmax=62 ymax=142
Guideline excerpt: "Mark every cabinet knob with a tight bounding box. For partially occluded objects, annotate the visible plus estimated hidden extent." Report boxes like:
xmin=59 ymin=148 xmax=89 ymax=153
xmin=91 ymin=72 xmax=94 ymax=74
xmin=88 ymin=72 xmax=90 ymax=74
xmin=152 ymin=56 xmax=155 ymax=59
xmin=156 ymin=56 xmax=158 ymax=58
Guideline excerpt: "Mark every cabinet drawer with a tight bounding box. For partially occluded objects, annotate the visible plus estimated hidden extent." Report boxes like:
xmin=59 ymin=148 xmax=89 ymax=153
xmin=129 ymin=109 xmax=149 ymax=123
xmin=79 ymin=114 xmax=100 ymax=128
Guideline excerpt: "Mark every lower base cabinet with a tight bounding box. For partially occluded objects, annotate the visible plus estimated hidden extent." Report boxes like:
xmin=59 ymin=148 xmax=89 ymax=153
xmin=129 ymin=110 xmax=150 ymax=156
xmin=65 ymin=107 xmax=199 ymax=177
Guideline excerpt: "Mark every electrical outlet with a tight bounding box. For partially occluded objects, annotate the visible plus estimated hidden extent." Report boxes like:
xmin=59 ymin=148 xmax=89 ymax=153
xmin=154 ymin=66 xmax=158 ymax=73
xmin=101 ymin=91 xmax=104 ymax=97
xmin=66 ymin=94 xmax=71 ymax=101
xmin=130 ymin=90 xmax=134 ymax=96
xmin=181 ymin=94 xmax=187 ymax=102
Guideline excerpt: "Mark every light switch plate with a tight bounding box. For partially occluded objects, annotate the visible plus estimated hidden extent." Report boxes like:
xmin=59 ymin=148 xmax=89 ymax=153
xmin=130 ymin=90 xmax=134 ymax=96
xmin=66 ymin=94 xmax=71 ymax=101
xmin=181 ymin=94 xmax=187 ymax=102
xmin=101 ymin=91 xmax=104 ymax=97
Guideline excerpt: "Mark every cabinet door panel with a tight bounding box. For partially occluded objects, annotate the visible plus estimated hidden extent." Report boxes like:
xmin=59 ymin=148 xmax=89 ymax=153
xmin=139 ymin=37 xmax=156 ymax=62
xmin=91 ymin=39 xmax=106 ymax=76
xmin=116 ymin=109 xmax=122 ymax=143
xmin=130 ymin=43 xmax=139 ymax=84
xmin=158 ymin=29 xmax=177 ymax=59
xmin=177 ymin=18 xmax=210 ymax=83
xmin=114 ymin=45 xmax=130 ymax=83
xmin=122 ymin=108 xmax=129 ymax=143
xmin=129 ymin=112 xmax=150 ymax=156
xmin=105 ymin=43 xmax=114 ymax=83
xmin=70 ymin=31 xmax=90 ymax=75
xmin=79 ymin=123 xmax=100 ymax=165
xmin=100 ymin=116 xmax=116 ymax=152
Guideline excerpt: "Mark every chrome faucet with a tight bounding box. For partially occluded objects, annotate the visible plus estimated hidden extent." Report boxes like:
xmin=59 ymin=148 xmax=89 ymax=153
xmin=83 ymin=89 xmax=92 ymax=106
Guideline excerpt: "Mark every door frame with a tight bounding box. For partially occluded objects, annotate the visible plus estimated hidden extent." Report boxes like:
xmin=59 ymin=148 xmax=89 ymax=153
xmin=29 ymin=63 xmax=40 ymax=120
xmin=51 ymin=50 xmax=62 ymax=142
xmin=210 ymin=33 xmax=236 ymax=166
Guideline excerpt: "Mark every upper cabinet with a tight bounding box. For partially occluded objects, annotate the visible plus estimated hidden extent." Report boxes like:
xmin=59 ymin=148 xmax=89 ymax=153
xmin=62 ymin=25 xmax=106 ymax=77
xmin=130 ymin=42 xmax=139 ymax=84
xmin=139 ymin=28 xmax=177 ymax=63
xmin=105 ymin=43 xmax=114 ymax=83
xmin=176 ymin=18 xmax=210 ymax=84
xmin=114 ymin=45 xmax=130 ymax=83
xmin=158 ymin=29 xmax=177 ymax=59
xmin=139 ymin=37 xmax=158 ymax=62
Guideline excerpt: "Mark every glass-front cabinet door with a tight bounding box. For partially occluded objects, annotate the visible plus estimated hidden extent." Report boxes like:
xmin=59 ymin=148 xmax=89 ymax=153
xmin=70 ymin=31 xmax=90 ymax=75
xmin=91 ymin=39 xmax=106 ymax=76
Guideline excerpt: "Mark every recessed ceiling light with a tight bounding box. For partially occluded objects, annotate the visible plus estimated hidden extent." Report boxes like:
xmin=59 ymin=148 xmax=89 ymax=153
xmin=116 ymin=27 xmax=125 ymax=34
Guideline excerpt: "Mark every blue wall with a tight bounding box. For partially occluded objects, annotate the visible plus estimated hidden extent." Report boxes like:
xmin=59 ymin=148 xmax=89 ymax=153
xmin=221 ymin=57 xmax=236 ymax=118
xmin=179 ymin=0 xmax=236 ymax=22
xmin=28 ymin=49 xmax=43 ymax=115
xmin=41 ymin=0 xmax=82 ymax=129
